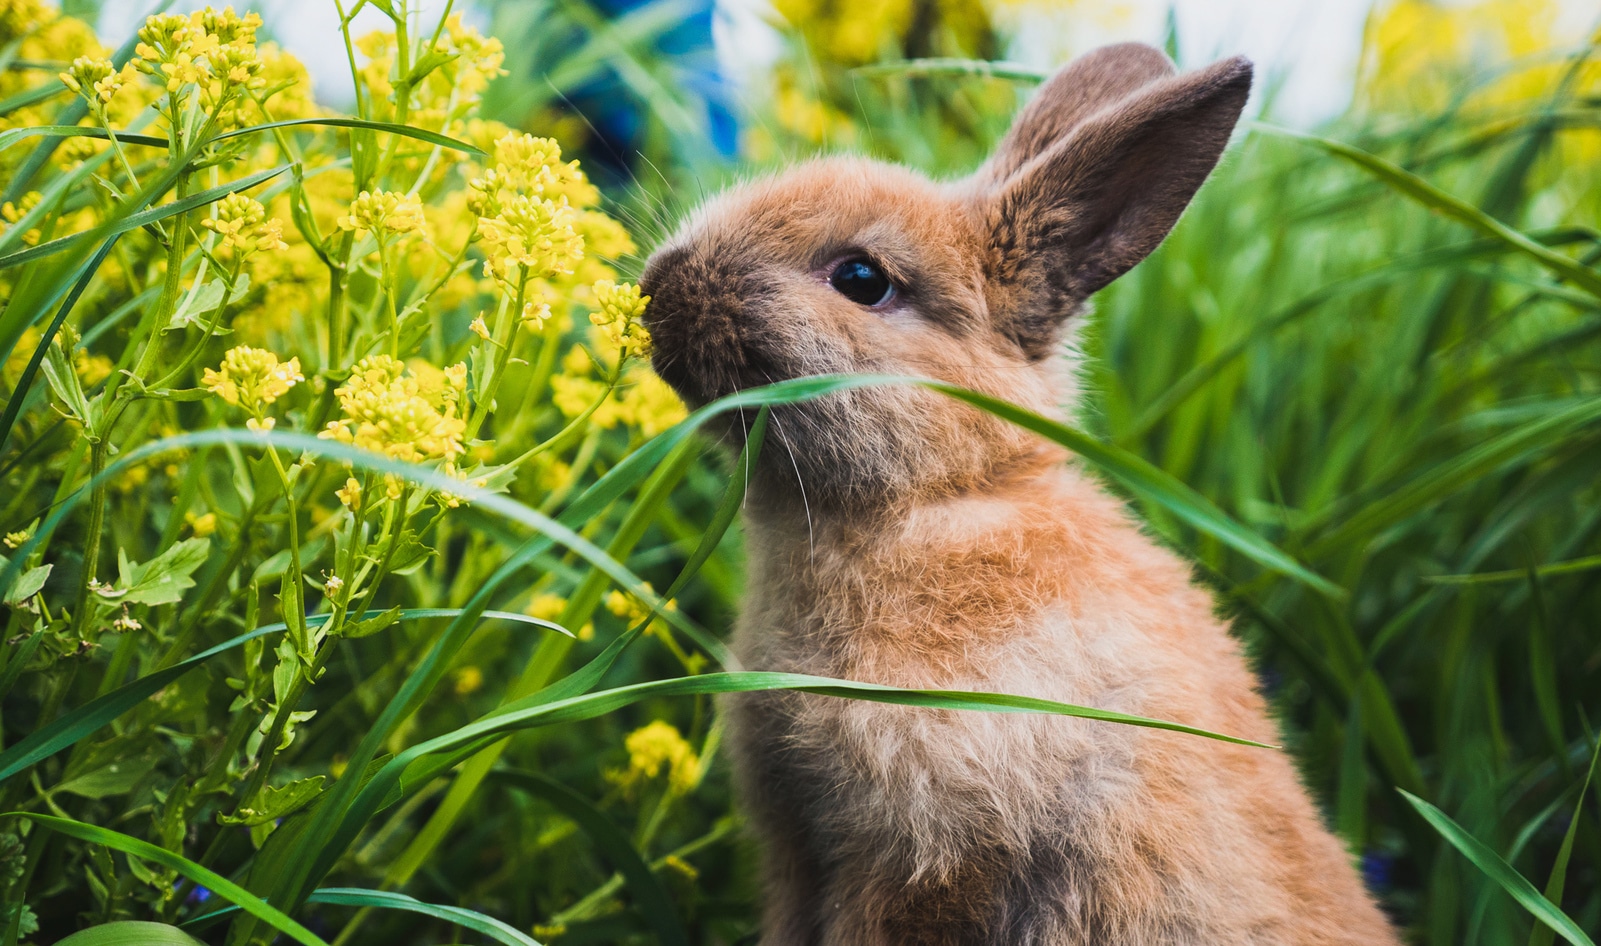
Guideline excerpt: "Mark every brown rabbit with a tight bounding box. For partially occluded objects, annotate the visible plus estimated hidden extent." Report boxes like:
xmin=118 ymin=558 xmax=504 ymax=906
xmin=640 ymin=43 xmax=1401 ymax=946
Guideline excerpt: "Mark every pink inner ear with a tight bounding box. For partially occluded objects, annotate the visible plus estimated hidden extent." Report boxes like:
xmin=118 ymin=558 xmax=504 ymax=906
xmin=972 ymin=43 xmax=1179 ymax=196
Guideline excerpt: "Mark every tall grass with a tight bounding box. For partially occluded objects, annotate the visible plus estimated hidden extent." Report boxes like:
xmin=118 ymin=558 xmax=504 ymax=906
xmin=0 ymin=1 xmax=1596 ymax=944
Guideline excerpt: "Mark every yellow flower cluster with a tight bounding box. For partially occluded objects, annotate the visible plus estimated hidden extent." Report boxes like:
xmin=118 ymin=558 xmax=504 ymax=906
xmin=59 ymin=56 xmax=122 ymax=105
xmin=468 ymin=133 xmax=586 ymax=287
xmin=618 ymin=720 xmax=700 ymax=796
xmin=589 ymin=280 xmax=652 ymax=356
xmin=131 ymin=7 xmax=265 ymax=112
xmin=202 ymin=345 xmax=303 ymax=411
xmin=320 ymin=355 xmax=467 ymax=465
xmin=338 ymin=190 xmax=426 ymax=238
xmin=202 ymin=193 xmax=288 ymax=258
xmin=604 ymin=583 xmax=677 ymax=627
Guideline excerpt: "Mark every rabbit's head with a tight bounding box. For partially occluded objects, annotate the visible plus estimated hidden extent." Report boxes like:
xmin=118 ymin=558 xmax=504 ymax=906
xmin=641 ymin=44 xmax=1251 ymax=511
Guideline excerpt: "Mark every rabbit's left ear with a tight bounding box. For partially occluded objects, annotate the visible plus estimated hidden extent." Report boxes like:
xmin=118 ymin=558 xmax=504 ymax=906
xmin=979 ymin=55 xmax=1252 ymax=360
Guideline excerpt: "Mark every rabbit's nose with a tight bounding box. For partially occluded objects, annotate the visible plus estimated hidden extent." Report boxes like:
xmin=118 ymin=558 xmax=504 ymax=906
xmin=639 ymin=245 xmax=692 ymax=308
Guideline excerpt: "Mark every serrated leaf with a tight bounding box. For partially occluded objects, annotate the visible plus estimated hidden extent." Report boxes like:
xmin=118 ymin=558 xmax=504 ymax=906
xmin=219 ymin=776 xmax=326 ymax=827
xmin=113 ymin=538 xmax=212 ymax=607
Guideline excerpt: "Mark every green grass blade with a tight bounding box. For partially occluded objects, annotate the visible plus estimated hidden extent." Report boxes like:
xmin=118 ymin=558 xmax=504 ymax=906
xmin=207 ymin=118 xmax=484 ymax=155
xmin=0 ymin=232 xmax=120 ymax=456
xmin=0 ymin=125 xmax=169 ymax=152
xmin=494 ymin=770 xmax=687 ymax=946
xmin=1260 ymin=123 xmax=1601 ymax=298
xmin=0 ymin=610 xmax=552 ymax=786
xmin=924 ymin=382 xmax=1346 ymax=598
xmin=182 ymin=889 xmax=543 ymax=945
xmin=1307 ymin=397 xmax=1601 ymax=555
xmin=1529 ymin=740 xmax=1601 ymax=946
xmin=1425 ymin=553 xmax=1601 ymax=585
xmin=55 ymin=921 xmax=207 ymax=945
xmin=5 ymin=814 xmax=328 ymax=946
xmin=1399 ymin=790 xmax=1597 ymax=946
xmin=851 ymin=57 xmax=1049 ymax=83
xmin=0 ymin=163 xmax=289 ymax=271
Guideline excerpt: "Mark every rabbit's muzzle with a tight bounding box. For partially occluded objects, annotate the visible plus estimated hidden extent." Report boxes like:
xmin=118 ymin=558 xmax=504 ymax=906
xmin=640 ymin=244 xmax=785 ymax=407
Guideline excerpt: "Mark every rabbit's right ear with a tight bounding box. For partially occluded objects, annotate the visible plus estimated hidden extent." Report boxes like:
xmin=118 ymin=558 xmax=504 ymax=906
xmin=975 ymin=53 xmax=1252 ymax=360
xmin=972 ymin=43 xmax=1178 ymax=190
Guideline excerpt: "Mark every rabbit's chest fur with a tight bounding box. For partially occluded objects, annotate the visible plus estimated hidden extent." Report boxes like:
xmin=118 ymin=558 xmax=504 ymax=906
xmin=725 ymin=469 xmax=1386 ymax=945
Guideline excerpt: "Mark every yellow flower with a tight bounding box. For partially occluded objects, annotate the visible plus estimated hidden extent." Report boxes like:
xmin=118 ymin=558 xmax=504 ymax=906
xmin=619 ymin=720 xmax=699 ymax=796
xmin=319 ymin=355 xmax=467 ymax=465
xmin=526 ymin=593 xmax=566 ymax=622
xmin=202 ymin=345 xmax=303 ymax=409
xmin=589 ymin=280 xmax=652 ymax=355
xmin=3 ymin=530 xmax=31 ymax=550
xmin=520 ymin=302 xmax=551 ymax=332
xmin=476 ymin=193 xmax=583 ymax=284
xmin=618 ymin=371 xmax=687 ymax=439
xmin=59 ymin=56 xmax=120 ymax=104
xmin=468 ymin=315 xmax=492 ymax=340
xmin=202 ymin=193 xmax=288 ymax=257
xmin=453 ymin=665 xmax=484 ymax=695
xmin=338 ymin=190 xmax=426 ymax=237
xmin=336 ymin=477 xmax=363 ymax=510
xmin=185 ymin=512 xmax=217 ymax=537
xmin=73 ymin=348 xmax=112 ymax=387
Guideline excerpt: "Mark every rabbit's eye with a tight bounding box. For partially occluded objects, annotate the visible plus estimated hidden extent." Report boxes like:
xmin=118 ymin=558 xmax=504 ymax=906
xmin=829 ymin=259 xmax=895 ymax=307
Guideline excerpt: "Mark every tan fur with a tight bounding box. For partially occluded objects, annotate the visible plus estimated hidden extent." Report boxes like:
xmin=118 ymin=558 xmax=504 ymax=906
xmin=641 ymin=43 xmax=1400 ymax=946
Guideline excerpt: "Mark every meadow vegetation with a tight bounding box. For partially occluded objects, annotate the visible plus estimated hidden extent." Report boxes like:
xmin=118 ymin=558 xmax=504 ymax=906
xmin=0 ymin=0 xmax=1595 ymax=943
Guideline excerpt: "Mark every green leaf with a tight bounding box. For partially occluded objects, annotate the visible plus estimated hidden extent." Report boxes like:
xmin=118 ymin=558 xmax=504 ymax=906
xmin=219 ymin=776 xmax=327 ymax=827
xmin=1529 ymin=740 xmax=1601 ymax=946
xmin=323 ymin=667 xmax=1271 ymax=894
xmin=208 ymin=117 xmax=485 ymax=156
xmin=384 ymin=530 xmax=434 ymax=576
xmin=1261 ymin=123 xmax=1601 ymax=299
xmin=1399 ymin=789 xmax=1596 ymax=946
xmin=0 ymin=163 xmax=290 ymax=271
xmin=55 ymin=921 xmax=208 ymax=946
xmin=495 ymin=769 xmax=686 ymax=946
xmin=6 ymin=813 xmax=328 ymax=946
xmin=921 ymin=382 xmax=1347 ymax=598
xmin=342 ymin=605 xmax=401 ymax=640
xmin=0 ymin=609 xmax=560 ymax=786
xmin=164 ymin=273 xmax=250 ymax=332
xmin=0 ymin=125 xmax=169 ymax=152
xmin=852 ymin=57 xmax=1048 ymax=82
xmin=1 ymin=563 xmax=49 ymax=606
xmin=111 ymin=538 xmax=211 ymax=607
xmin=1425 ymin=553 xmax=1601 ymax=585
xmin=183 ymin=888 xmax=539 ymax=946
xmin=51 ymin=757 xmax=156 ymax=800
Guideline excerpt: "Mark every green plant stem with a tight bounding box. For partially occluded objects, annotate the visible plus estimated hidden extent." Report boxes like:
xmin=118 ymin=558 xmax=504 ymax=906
xmin=372 ymin=439 xmax=696 ymax=896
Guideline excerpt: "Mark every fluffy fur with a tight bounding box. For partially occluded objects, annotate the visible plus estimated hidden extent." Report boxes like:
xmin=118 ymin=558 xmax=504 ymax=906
xmin=640 ymin=43 xmax=1400 ymax=945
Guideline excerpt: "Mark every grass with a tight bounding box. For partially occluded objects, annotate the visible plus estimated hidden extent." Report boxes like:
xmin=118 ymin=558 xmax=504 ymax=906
xmin=0 ymin=1 xmax=1596 ymax=944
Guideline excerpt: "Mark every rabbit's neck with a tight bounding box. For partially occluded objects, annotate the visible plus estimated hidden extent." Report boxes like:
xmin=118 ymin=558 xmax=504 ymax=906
xmin=736 ymin=462 xmax=1184 ymax=686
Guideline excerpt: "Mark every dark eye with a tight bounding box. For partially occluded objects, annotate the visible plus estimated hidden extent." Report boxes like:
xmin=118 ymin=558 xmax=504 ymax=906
xmin=829 ymin=259 xmax=895 ymax=307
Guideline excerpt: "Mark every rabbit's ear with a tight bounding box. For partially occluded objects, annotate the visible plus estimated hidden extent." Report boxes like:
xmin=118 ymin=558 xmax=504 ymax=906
xmin=981 ymin=55 xmax=1252 ymax=360
xmin=974 ymin=43 xmax=1178 ymax=190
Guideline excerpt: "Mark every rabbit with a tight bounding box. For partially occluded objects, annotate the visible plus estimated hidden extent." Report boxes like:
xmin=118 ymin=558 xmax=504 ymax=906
xmin=639 ymin=43 xmax=1401 ymax=946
